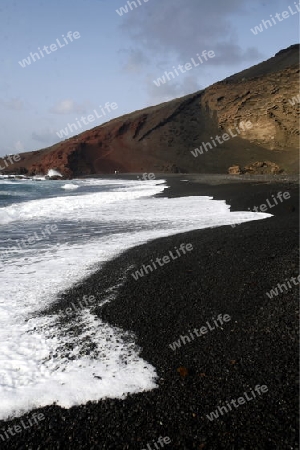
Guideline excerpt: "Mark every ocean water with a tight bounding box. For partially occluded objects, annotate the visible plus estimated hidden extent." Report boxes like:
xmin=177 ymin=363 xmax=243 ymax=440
xmin=0 ymin=177 xmax=272 ymax=420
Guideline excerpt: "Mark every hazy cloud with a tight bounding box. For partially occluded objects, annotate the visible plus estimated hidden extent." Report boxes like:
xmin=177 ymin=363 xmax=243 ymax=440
xmin=0 ymin=97 xmax=25 ymax=111
xmin=120 ymin=48 xmax=150 ymax=73
xmin=14 ymin=141 xmax=24 ymax=152
xmin=32 ymin=128 xmax=58 ymax=144
xmin=49 ymin=99 xmax=88 ymax=115
xmin=147 ymin=74 xmax=202 ymax=103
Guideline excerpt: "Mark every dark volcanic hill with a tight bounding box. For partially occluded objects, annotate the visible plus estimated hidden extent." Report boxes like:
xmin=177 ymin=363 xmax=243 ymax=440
xmin=3 ymin=44 xmax=299 ymax=177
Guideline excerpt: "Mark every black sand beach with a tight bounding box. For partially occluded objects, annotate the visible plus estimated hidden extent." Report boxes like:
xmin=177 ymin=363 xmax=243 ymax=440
xmin=1 ymin=175 xmax=299 ymax=450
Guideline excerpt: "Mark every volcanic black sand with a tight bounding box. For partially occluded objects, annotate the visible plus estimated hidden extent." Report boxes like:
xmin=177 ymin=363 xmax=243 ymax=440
xmin=1 ymin=175 xmax=299 ymax=450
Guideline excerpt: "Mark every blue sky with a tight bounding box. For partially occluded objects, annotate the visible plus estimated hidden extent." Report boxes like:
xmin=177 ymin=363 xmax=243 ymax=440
xmin=0 ymin=0 xmax=298 ymax=156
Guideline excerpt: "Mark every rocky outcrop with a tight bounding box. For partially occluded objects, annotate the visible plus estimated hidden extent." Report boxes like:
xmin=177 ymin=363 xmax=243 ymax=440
xmin=228 ymin=165 xmax=242 ymax=175
xmin=243 ymin=161 xmax=282 ymax=175
xmin=3 ymin=44 xmax=299 ymax=177
xmin=228 ymin=161 xmax=283 ymax=175
xmin=201 ymin=64 xmax=299 ymax=151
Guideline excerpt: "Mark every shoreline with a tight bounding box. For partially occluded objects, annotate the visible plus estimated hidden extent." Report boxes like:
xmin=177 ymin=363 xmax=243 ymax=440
xmin=0 ymin=176 xmax=298 ymax=449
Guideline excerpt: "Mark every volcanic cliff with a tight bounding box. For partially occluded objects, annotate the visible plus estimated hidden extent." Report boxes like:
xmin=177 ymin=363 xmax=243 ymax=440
xmin=3 ymin=44 xmax=299 ymax=177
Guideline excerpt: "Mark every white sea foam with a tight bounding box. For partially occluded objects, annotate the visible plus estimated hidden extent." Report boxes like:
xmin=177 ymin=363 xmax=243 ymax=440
xmin=0 ymin=178 xmax=272 ymax=420
xmin=47 ymin=169 xmax=62 ymax=178
xmin=61 ymin=183 xmax=79 ymax=190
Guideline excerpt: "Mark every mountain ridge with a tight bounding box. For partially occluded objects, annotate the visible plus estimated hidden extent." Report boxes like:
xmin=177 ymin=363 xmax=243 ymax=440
xmin=2 ymin=44 xmax=299 ymax=177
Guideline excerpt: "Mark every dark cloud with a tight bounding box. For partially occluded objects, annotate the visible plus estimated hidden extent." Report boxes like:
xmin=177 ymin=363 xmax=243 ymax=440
xmin=120 ymin=0 xmax=262 ymax=60
xmin=118 ymin=0 xmax=269 ymax=103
